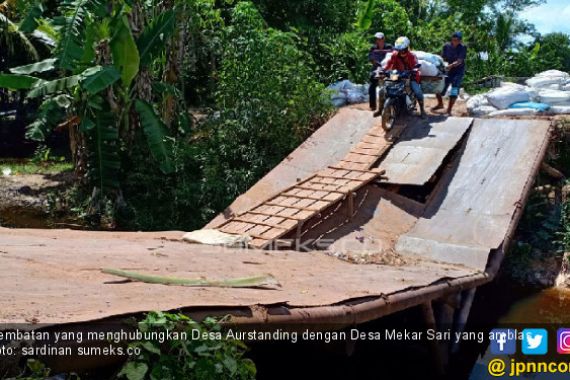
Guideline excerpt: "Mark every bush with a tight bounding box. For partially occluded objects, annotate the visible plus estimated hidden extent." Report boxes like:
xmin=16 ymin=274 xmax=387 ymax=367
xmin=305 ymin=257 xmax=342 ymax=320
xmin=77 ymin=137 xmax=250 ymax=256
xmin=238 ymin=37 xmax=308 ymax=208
xmin=119 ymin=136 xmax=205 ymax=231
xmin=320 ymin=31 xmax=371 ymax=83
xmin=119 ymin=312 xmax=256 ymax=380
xmin=357 ymin=0 xmax=412 ymax=43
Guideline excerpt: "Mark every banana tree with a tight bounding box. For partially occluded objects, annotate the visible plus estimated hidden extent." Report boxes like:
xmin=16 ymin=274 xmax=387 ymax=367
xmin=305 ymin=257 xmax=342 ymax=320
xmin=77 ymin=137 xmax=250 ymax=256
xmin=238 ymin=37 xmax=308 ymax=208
xmin=0 ymin=0 xmax=183 ymax=217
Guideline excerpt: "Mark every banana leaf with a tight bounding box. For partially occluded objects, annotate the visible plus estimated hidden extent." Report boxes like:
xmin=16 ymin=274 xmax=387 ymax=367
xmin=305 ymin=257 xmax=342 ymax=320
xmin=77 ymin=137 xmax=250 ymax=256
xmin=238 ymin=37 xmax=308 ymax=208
xmin=81 ymin=65 xmax=121 ymax=94
xmin=137 ymin=9 xmax=176 ymax=66
xmin=134 ymin=100 xmax=174 ymax=174
xmin=102 ymin=268 xmax=281 ymax=289
xmin=110 ymin=16 xmax=140 ymax=88
xmin=27 ymin=75 xmax=80 ymax=98
xmin=9 ymin=58 xmax=57 ymax=75
xmin=0 ymin=74 xmax=42 ymax=90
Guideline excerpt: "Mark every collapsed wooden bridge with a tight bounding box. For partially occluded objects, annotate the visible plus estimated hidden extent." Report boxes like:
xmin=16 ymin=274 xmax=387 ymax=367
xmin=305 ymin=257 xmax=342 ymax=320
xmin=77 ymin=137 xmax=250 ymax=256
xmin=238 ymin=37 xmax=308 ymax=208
xmin=0 ymin=109 xmax=552 ymax=351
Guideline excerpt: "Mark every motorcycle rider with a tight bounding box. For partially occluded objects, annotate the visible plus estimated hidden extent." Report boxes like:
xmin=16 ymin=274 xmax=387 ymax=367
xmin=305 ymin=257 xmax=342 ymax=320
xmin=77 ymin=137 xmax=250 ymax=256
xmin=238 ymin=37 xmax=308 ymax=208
xmin=368 ymin=32 xmax=392 ymax=113
xmin=383 ymin=36 xmax=427 ymax=118
xmin=432 ymin=31 xmax=467 ymax=115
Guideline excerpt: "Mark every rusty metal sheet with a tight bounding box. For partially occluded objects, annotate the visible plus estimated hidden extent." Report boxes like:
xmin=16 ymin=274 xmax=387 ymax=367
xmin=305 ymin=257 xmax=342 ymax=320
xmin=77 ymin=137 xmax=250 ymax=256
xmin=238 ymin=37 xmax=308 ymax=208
xmin=0 ymin=228 xmax=475 ymax=325
xmin=379 ymin=117 xmax=473 ymax=185
xmin=320 ymin=187 xmax=422 ymax=257
xmin=396 ymin=118 xmax=551 ymax=270
xmin=207 ymin=108 xmax=381 ymax=228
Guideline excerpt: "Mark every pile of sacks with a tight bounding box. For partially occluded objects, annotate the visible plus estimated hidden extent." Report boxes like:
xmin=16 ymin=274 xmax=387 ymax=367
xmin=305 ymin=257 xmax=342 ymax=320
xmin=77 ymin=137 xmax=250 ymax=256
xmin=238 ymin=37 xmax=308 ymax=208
xmin=381 ymin=50 xmax=445 ymax=77
xmin=328 ymin=51 xmax=447 ymax=108
xmin=467 ymin=70 xmax=570 ymax=117
xmin=327 ymin=80 xmax=369 ymax=107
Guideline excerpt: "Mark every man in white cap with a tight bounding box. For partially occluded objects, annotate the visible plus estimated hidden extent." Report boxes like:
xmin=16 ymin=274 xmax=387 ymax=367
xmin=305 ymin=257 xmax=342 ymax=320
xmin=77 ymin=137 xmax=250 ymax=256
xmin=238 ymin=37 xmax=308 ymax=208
xmin=369 ymin=32 xmax=392 ymax=112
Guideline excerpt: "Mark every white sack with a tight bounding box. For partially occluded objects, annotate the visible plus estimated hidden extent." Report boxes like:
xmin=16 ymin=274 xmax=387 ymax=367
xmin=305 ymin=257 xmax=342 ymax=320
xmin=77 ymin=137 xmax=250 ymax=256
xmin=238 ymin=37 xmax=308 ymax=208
xmin=418 ymin=59 xmax=439 ymax=76
xmin=526 ymin=76 xmax=563 ymax=89
xmin=381 ymin=52 xmax=393 ymax=68
xmin=488 ymin=108 xmax=538 ymax=117
xmin=486 ymin=87 xmax=535 ymax=109
xmin=535 ymin=69 xmax=569 ymax=79
xmin=466 ymin=94 xmax=489 ymax=111
xmin=549 ymin=106 xmax=570 ymax=114
xmin=500 ymin=82 xmax=526 ymax=90
xmin=471 ymin=105 xmax=498 ymax=116
xmin=538 ymin=89 xmax=570 ymax=104
xmin=415 ymin=51 xmax=445 ymax=68
xmin=183 ymin=229 xmax=251 ymax=248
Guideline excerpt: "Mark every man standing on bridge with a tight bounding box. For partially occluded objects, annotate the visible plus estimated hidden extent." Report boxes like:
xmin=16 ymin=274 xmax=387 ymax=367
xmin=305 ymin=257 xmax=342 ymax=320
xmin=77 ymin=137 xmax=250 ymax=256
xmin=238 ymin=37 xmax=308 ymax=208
xmin=368 ymin=32 xmax=392 ymax=113
xmin=433 ymin=31 xmax=467 ymax=116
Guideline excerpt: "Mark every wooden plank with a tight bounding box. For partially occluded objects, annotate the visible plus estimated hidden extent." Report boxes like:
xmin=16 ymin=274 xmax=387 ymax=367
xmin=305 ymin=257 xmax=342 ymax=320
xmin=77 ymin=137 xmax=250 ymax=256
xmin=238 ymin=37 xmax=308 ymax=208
xmin=260 ymin=228 xmax=289 ymax=240
xmin=219 ymin=221 xmax=255 ymax=234
xmin=296 ymin=184 xmax=345 ymax=194
xmin=253 ymin=205 xmax=286 ymax=215
xmin=249 ymin=238 xmax=271 ymax=249
xmin=335 ymin=161 xmax=370 ymax=171
xmin=301 ymin=182 xmax=342 ymax=192
xmin=343 ymin=153 xmax=378 ymax=164
xmin=245 ymin=211 xmax=299 ymax=221
xmin=232 ymin=218 xmax=287 ymax=231
xmin=323 ymin=192 xmax=345 ymax=202
xmin=356 ymin=141 xmax=388 ymax=150
xmin=273 ymin=196 xmax=299 ymax=207
xmin=351 ymin=148 xmax=384 ymax=156
xmin=247 ymin=225 xmax=272 ymax=236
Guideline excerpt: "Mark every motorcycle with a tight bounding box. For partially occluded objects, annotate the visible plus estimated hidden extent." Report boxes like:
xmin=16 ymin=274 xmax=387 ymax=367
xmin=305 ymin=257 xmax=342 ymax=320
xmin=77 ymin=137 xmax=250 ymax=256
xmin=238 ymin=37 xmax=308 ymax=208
xmin=375 ymin=64 xmax=421 ymax=132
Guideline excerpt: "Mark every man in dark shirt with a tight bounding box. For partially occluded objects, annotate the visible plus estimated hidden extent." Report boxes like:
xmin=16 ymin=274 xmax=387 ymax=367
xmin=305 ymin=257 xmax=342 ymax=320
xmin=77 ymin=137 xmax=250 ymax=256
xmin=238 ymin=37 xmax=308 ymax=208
xmin=433 ymin=31 xmax=467 ymax=115
xmin=368 ymin=32 xmax=392 ymax=112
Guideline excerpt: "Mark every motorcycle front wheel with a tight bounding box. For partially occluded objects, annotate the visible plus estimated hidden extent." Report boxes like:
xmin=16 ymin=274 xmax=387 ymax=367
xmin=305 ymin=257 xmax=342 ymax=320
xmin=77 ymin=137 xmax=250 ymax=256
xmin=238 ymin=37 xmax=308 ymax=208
xmin=381 ymin=100 xmax=396 ymax=132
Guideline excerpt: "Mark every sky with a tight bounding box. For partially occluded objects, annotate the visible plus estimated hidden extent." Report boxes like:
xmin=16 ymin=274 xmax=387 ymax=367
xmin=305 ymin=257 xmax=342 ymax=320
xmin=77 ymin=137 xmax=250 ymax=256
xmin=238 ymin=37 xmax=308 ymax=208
xmin=520 ymin=0 xmax=570 ymax=35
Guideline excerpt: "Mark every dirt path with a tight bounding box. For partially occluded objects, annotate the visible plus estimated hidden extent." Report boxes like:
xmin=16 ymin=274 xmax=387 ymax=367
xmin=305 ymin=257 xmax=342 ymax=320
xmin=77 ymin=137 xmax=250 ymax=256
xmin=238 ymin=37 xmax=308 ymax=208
xmin=0 ymin=173 xmax=71 ymax=209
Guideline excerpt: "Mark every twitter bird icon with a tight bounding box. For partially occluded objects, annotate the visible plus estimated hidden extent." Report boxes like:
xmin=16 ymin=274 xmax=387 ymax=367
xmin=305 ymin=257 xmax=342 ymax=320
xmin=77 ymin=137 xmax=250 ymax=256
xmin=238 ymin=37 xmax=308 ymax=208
xmin=522 ymin=329 xmax=548 ymax=355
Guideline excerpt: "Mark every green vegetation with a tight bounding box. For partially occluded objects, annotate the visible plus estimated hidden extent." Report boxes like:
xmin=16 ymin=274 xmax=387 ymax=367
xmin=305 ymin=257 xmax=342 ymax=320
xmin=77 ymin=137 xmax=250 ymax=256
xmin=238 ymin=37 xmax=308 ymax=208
xmin=0 ymin=159 xmax=72 ymax=175
xmin=1 ymin=314 xmax=253 ymax=380
xmin=1 ymin=0 xmax=570 ymax=231
xmin=504 ymin=119 xmax=570 ymax=286
xmin=4 ymin=359 xmax=79 ymax=380
xmin=119 ymin=312 xmax=255 ymax=380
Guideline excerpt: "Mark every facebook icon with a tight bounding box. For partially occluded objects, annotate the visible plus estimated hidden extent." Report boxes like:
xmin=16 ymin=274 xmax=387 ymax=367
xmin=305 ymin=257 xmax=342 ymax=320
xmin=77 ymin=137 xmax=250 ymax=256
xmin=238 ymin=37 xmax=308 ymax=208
xmin=490 ymin=329 xmax=517 ymax=355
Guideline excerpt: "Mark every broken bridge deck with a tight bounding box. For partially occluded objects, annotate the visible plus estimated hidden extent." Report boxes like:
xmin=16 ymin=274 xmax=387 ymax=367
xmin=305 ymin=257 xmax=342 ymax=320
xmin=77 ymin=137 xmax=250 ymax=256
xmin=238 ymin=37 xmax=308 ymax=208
xmin=0 ymin=110 xmax=552 ymax=328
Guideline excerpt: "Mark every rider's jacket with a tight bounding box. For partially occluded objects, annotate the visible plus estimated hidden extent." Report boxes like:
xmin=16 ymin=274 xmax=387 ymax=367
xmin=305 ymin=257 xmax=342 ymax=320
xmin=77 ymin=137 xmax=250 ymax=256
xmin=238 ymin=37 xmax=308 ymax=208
xmin=384 ymin=51 xmax=421 ymax=82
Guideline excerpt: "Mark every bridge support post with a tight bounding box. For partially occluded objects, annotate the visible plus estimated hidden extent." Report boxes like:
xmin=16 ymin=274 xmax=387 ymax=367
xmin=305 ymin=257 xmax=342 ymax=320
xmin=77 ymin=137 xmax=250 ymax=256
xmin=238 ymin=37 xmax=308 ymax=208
xmin=451 ymin=288 xmax=477 ymax=354
xmin=421 ymin=301 xmax=446 ymax=377
xmin=347 ymin=192 xmax=355 ymax=219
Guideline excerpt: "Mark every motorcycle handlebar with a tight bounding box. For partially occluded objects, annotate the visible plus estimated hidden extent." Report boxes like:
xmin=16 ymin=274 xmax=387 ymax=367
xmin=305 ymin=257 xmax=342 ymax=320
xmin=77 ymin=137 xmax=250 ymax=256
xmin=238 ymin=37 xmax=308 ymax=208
xmin=375 ymin=69 xmax=418 ymax=79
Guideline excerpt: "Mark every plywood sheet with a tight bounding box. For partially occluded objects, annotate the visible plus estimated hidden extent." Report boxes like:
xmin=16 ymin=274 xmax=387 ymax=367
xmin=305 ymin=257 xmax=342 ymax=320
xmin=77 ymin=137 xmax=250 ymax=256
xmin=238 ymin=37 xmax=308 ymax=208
xmin=0 ymin=228 xmax=475 ymax=324
xmin=380 ymin=117 xmax=473 ymax=185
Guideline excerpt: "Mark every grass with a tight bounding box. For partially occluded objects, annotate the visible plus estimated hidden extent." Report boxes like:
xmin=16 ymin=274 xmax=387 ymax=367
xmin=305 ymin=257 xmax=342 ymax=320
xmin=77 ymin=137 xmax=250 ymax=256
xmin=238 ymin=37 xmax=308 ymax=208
xmin=0 ymin=159 xmax=73 ymax=176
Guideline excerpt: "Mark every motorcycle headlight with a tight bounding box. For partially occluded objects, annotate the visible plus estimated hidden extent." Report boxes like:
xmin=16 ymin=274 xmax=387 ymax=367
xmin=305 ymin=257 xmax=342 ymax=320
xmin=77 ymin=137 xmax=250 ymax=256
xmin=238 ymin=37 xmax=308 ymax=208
xmin=390 ymin=74 xmax=400 ymax=81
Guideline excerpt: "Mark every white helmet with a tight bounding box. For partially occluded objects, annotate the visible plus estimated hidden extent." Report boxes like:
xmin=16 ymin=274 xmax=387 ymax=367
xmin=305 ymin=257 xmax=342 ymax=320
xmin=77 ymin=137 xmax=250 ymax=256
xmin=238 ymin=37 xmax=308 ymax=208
xmin=394 ymin=36 xmax=410 ymax=51
xmin=374 ymin=32 xmax=385 ymax=40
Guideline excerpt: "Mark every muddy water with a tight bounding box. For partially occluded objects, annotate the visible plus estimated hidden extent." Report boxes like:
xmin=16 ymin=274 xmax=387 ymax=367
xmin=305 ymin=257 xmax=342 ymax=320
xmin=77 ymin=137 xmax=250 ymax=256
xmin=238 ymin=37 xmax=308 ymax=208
xmin=0 ymin=206 xmax=85 ymax=229
xmin=498 ymin=287 xmax=570 ymax=325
